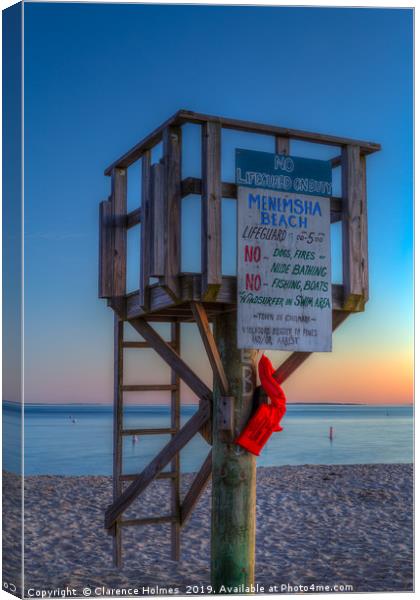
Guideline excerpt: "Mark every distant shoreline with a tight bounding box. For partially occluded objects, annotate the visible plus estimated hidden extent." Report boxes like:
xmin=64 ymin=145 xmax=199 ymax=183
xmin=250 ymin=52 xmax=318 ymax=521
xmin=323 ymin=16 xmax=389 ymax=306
xmin=4 ymin=401 xmax=413 ymax=407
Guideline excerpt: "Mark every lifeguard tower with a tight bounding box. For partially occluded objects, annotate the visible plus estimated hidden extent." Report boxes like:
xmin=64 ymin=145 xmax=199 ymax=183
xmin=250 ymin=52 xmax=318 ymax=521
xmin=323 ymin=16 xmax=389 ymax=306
xmin=98 ymin=110 xmax=380 ymax=586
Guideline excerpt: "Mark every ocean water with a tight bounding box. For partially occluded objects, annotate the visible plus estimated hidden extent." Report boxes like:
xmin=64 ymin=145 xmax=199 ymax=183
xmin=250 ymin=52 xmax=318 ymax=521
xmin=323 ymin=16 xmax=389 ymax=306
xmin=3 ymin=402 xmax=413 ymax=476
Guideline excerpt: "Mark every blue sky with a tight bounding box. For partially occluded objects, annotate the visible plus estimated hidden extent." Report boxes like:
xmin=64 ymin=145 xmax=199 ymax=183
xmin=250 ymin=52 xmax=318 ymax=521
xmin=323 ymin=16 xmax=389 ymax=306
xmin=21 ymin=3 xmax=413 ymax=404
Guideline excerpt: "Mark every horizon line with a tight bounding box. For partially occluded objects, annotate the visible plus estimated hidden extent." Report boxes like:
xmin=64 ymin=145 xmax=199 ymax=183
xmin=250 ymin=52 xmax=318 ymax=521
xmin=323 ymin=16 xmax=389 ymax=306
xmin=3 ymin=400 xmax=413 ymax=407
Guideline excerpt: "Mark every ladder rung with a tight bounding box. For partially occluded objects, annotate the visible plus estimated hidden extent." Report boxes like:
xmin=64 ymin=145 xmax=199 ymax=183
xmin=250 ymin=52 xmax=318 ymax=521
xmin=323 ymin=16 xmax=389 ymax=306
xmin=121 ymin=384 xmax=178 ymax=392
xmin=120 ymin=515 xmax=177 ymax=527
xmin=122 ymin=341 xmax=176 ymax=349
xmin=120 ymin=472 xmax=176 ymax=482
xmin=122 ymin=428 xmax=177 ymax=436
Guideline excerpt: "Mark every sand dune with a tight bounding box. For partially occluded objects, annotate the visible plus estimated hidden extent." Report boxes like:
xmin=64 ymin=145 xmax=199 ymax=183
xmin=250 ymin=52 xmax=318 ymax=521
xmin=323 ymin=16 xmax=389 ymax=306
xmin=2 ymin=464 xmax=413 ymax=596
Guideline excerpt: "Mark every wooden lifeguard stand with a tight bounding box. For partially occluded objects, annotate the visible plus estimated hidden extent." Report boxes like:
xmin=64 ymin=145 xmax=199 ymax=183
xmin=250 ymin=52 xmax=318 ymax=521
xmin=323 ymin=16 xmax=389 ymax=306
xmin=99 ymin=110 xmax=380 ymax=585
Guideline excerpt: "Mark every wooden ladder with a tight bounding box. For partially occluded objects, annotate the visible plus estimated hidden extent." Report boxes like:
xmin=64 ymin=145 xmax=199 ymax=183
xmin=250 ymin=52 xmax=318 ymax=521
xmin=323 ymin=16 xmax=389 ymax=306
xmin=112 ymin=316 xmax=181 ymax=566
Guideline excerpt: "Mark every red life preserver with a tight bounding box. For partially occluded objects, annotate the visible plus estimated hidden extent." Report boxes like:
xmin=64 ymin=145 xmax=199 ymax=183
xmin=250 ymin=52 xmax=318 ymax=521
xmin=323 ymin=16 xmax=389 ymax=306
xmin=235 ymin=354 xmax=287 ymax=456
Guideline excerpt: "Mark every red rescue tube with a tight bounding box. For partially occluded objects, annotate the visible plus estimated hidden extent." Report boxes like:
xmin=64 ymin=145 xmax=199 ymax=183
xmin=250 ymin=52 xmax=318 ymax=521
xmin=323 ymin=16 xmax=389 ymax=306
xmin=235 ymin=354 xmax=287 ymax=455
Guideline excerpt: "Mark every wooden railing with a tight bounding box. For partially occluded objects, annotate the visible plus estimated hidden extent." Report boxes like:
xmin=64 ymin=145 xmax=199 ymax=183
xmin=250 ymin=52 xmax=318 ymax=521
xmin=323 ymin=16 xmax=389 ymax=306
xmin=99 ymin=110 xmax=380 ymax=318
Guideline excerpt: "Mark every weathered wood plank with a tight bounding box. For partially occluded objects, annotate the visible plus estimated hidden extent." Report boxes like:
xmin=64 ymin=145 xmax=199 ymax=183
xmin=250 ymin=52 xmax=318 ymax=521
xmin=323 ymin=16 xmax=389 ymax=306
xmin=105 ymin=110 xmax=380 ymax=177
xmin=211 ymin=313 xmax=257 ymax=588
xmin=273 ymin=310 xmax=350 ymax=383
xmin=331 ymin=155 xmax=342 ymax=168
xmin=104 ymin=110 xmax=183 ymax=175
xmin=121 ymin=384 xmax=178 ymax=392
xmin=122 ymin=428 xmax=177 ymax=436
xmin=180 ymin=450 xmax=212 ymax=526
xmin=178 ymin=110 xmax=381 ymax=154
xmin=126 ymin=207 xmax=142 ymax=229
xmin=128 ymin=318 xmax=212 ymax=402
xmin=360 ymin=155 xmax=369 ymax=302
xmin=113 ymin=317 xmax=124 ymax=567
xmin=341 ymin=145 xmax=368 ymax=311
xmin=110 ymin=168 xmax=127 ymax=314
xmin=98 ymin=200 xmax=113 ymax=298
xmin=140 ymin=151 xmax=152 ymax=310
xmin=162 ymin=126 xmax=182 ymax=300
xmin=191 ymin=302 xmax=229 ymax=396
xmin=122 ymin=340 xmax=176 ymax=349
xmin=182 ymin=177 xmax=236 ymax=199
xmin=120 ymin=472 xmax=176 ymax=481
xmin=105 ymin=402 xmax=211 ymax=529
xmin=202 ymin=121 xmax=222 ymax=300
xmin=125 ymin=278 xmax=346 ymax=320
xmin=120 ymin=516 xmax=177 ymax=527
xmin=275 ymin=136 xmax=290 ymax=154
xmin=151 ymin=162 xmax=165 ymax=277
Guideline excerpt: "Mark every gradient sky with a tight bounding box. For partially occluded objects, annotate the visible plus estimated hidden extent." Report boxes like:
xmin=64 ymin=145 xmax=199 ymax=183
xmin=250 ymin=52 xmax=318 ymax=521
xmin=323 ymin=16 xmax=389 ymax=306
xmin=19 ymin=2 xmax=413 ymax=405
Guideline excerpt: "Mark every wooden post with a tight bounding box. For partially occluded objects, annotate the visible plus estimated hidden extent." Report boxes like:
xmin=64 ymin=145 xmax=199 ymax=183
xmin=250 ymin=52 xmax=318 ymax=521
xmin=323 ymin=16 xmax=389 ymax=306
xmin=341 ymin=144 xmax=368 ymax=311
xmin=113 ymin=316 xmax=124 ymax=567
xmin=275 ymin=136 xmax=289 ymax=155
xmin=98 ymin=200 xmax=113 ymax=298
xmin=150 ymin=162 xmax=165 ymax=278
xmin=170 ymin=322 xmax=181 ymax=561
xmin=201 ymin=121 xmax=222 ymax=300
xmin=140 ymin=151 xmax=152 ymax=310
xmin=162 ymin=125 xmax=182 ymax=301
xmin=110 ymin=168 xmax=127 ymax=316
xmin=211 ymin=311 xmax=258 ymax=591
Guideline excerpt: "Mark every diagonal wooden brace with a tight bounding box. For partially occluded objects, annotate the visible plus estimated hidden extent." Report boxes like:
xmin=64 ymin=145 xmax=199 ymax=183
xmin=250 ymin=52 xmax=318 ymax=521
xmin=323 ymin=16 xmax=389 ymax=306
xmin=191 ymin=302 xmax=229 ymax=396
xmin=105 ymin=402 xmax=210 ymax=530
xmin=129 ymin=317 xmax=212 ymax=403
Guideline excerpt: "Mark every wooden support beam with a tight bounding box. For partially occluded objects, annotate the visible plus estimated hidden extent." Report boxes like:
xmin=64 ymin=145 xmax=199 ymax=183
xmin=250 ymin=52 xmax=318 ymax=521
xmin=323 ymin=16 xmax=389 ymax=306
xmin=342 ymin=145 xmax=368 ymax=312
xmin=120 ymin=516 xmax=177 ymax=527
xmin=112 ymin=317 xmax=124 ymax=567
xmin=98 ymin=200 xmax=113 ymax=298
xmin=360 ymin=155 xmax=369 ymax=302
xmin=150 ymin=162 xmax=165 ymax=277
xmin=201 ymin=121 xmax=222 ymax=300
xmin=180 ymin=451 xmax=212 ymax=526
xmin=275 ymin=136 xmax=290 ymax=155
xmin=110 ymin=168 xmax=127 ymax=315
xmin=273 ymin=310 xmax=350 ymax=383
xmin=211 ymin=313 xmax=257 ymax=589
xmin=191 ymin=302 xmax=229 ymax=396
xmin=121 ymin=384 xmax=177 ymax=392
xmin=128 ymin=318 xmax=212 ymax=403
xmin=140 ymin=150 xmax=152 ymax=310
xmin=122 ymin=428 xmax=176 ymax=436
xmin=331 ymin=155 xmax=342 ymax=168
xmin=122 ymin=340 xmax=176 ymax=349
xmin=105 ymin=402 xmax=211 ymax=530
xmin=120 ymin=472 xmax=176 ymax=482
xmin=162 ymin=125 xmax=182 ymax=300
xmin=104 ymin=110 xmax=183 ymax=175
xmin=104 ymin=110 xmax=380 ymax=175
xmin=178 ymin=110 xmax=381 ymax=153
xmin=170 ymin=322 xmax=181 ymax=560
xmin=126 ymin=207 xmax=142 ymax=229
xmin=182 ymin=177 xmax=236 ymax=199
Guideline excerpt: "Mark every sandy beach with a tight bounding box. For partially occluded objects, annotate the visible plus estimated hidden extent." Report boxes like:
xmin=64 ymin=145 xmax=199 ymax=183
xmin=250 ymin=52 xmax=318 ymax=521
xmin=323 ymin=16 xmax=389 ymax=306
xmin=3 ymin=464 xmax=413 ymax=596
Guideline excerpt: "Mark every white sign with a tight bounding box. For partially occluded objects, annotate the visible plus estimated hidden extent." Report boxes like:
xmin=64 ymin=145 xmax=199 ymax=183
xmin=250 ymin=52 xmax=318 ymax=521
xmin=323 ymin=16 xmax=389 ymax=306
xmin=236 ymin=151 xmax=332 ymax=352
